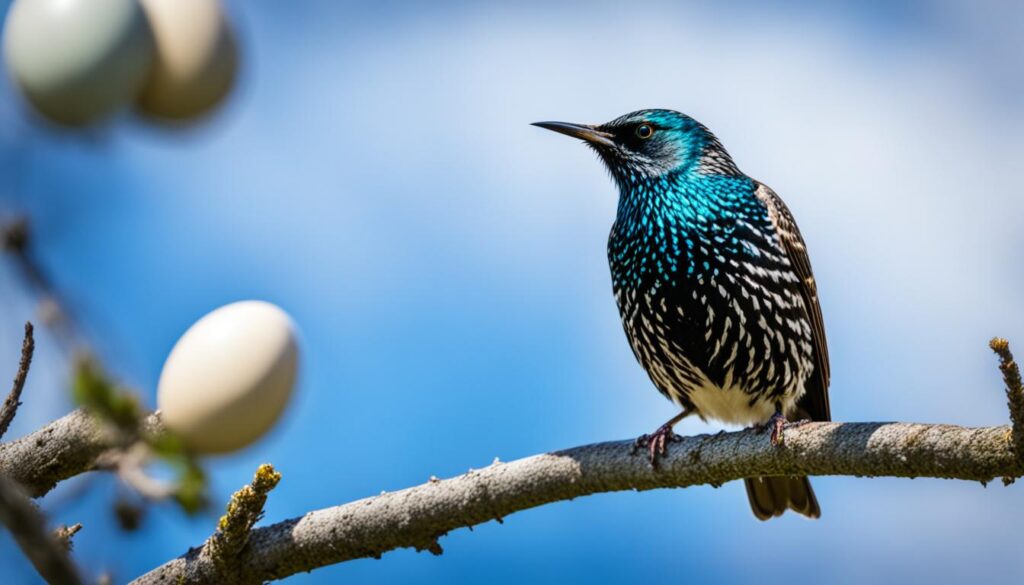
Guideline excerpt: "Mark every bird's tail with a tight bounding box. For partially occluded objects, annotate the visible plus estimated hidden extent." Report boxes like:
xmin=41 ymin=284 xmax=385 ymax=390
xmin=744 ymin=476 xmax=820 ymax=521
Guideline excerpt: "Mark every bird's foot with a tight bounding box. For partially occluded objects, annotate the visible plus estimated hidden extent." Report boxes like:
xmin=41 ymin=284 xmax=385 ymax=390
xmin=756 ymin=411 xmax=788 ymax=447
xmin=756 ymin=414 xmax=811 ymax=447
xmin=632 ymin=422 xmax=679 ymax=468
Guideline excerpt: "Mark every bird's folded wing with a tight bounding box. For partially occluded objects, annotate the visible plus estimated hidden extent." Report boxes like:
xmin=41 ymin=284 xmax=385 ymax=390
xmin=754 ymin=182 xmax=831 ymax=421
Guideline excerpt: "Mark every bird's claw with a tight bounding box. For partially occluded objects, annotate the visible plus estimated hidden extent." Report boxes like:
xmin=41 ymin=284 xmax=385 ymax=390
xmin=632 ymin=422 xmax=679 ymax=468
xmin=756 ymin=414 xmax=811 ymax=447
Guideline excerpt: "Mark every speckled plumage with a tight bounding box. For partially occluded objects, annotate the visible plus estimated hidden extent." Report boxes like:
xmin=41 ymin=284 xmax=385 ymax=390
xmin=536 ymin=109 xmax=831 ymax=520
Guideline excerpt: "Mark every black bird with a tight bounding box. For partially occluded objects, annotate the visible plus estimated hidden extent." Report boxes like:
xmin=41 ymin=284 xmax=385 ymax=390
xmin=535 ymin=110 xmax=830 ymax=520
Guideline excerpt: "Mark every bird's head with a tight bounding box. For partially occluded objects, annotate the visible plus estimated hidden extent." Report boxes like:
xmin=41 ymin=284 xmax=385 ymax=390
xmin=533 ymin=109 xmax=736 ymax=184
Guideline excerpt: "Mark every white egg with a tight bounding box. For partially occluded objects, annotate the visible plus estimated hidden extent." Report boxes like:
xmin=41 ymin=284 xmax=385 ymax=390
xmin=2 ymin=0 xmax=154 ymax=126
xmin=157 ymin=301 xmax=299 ymax=455
xmin=136 ymin=0 xmax=238 ymax=120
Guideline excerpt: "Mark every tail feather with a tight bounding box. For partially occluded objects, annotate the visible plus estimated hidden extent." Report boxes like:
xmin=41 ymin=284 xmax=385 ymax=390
xmin=744 ymin=476 xmax=820 ymax=521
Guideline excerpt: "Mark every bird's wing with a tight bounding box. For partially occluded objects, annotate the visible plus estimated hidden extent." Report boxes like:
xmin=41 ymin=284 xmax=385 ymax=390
xmin=753 ymin=182 xmax=831 ymax=421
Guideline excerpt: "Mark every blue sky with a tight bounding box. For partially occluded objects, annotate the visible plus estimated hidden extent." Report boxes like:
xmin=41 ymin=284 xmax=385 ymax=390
xmin=2 ymin=1 xmax=1023 ymax=583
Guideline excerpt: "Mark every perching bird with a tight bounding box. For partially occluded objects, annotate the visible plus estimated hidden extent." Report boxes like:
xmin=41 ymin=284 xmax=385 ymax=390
xmin=534 ymin=110 xmax=830 ymax=520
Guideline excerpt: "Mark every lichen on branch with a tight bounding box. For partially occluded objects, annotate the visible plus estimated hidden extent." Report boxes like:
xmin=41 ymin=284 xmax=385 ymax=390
xmin=206 ymin=463 xmax=281 ymax=564
xmin=991 ymin=337 xmax=1024 ymax=465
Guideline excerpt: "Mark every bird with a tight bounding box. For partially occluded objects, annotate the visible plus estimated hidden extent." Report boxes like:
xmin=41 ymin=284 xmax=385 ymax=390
xmin=534 ymin=110 xmax=830 ymax=520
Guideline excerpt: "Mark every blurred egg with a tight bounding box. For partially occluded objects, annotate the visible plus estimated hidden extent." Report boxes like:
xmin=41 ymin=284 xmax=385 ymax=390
xmin=136 ymin=0 xmax=238 ymax=120
xmin=157 ymin=301 xmax=299 ymax=455
xmin=2 ymin=0 xmax=154 ymax=126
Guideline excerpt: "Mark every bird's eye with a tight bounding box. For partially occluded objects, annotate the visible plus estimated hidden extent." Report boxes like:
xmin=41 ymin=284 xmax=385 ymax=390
xmin=635 ymin=124 xmax=654 ymax=139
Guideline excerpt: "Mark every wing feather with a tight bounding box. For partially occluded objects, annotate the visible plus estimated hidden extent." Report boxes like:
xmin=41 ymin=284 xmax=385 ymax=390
xmin=753 ymin=182 xmax=831 ymax=421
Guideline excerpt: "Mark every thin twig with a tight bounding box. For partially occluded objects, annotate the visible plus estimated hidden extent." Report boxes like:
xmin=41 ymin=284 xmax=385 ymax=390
xmin=2 ymin=219 xmax=76 ymax=350
xmin=0 ymin=322 xmax=35 ymax=440
xmin=0 ymin=474 xmax=81 ymax=585
xmin=1 ymin=217 xmax=29 ymax=254
xmin=96 ymin=445 xmax=177 ymax=501
xmin=990 ymin=337 xmax=1024 ymax=464
xmin=204 ymin=464 xmax=281 ymax=570
xmin=53 ymin=524 xmax=83 ymax=552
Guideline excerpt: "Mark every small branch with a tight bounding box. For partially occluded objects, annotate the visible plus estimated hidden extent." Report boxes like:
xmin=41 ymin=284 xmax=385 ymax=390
xmin=0 ymin=322 xmax=35 ymax=440
xmin=1 ymin=217 xmax=29 ymax=254
xmin=2 ymin=218 xmax=76 ymax=349
xmin=0 ymin=474 xmax=81 ymax=585
xmin=204 ymin=464 xmax=281 ymax=571
xmin=0 ymin=404 xmax=207 ymax=513
xmin=53 ymin=524 xmax=83 ymax=552
xmin=132 ymin=421 xmax=1023 ymax=584
xmin=0 ymin=409 xmax=163 ymax=498
xmin=991 ymin=338 xmax=1024 ymax=465
xmin=97 ymin=444 xmax=177 ymax=501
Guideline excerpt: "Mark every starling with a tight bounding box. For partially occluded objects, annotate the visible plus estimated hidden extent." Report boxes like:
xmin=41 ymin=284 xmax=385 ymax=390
xmin=535 ymin=110 xmax=830 ymax=520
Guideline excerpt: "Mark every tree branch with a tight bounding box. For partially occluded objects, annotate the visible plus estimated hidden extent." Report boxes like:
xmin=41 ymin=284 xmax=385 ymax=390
xmin=2 ymin=342 xmax=1020 ymax=583
xmin=0 ymin=409 xmax=162 ymax=498
xmin=131 ymin=421 xmax=1022 ymax=584
xmin=0 ymin=322 xmax=35 ymax=440
xmin=0 ymin=474 xmax=81 ymax=585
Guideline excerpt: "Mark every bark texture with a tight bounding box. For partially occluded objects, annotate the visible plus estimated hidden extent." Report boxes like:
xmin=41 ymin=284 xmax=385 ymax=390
xmin=130 ymin=421 xmax=1021 ymax=584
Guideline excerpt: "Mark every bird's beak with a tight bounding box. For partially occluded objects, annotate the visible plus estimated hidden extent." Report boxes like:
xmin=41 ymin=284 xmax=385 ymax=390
xmin=532 ymin=121 xmax=616 ymax=148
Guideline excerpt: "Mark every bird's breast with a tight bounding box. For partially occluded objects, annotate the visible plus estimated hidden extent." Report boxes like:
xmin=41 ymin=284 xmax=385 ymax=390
xmin=609 ymin=218 xmax=816 ymax=424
